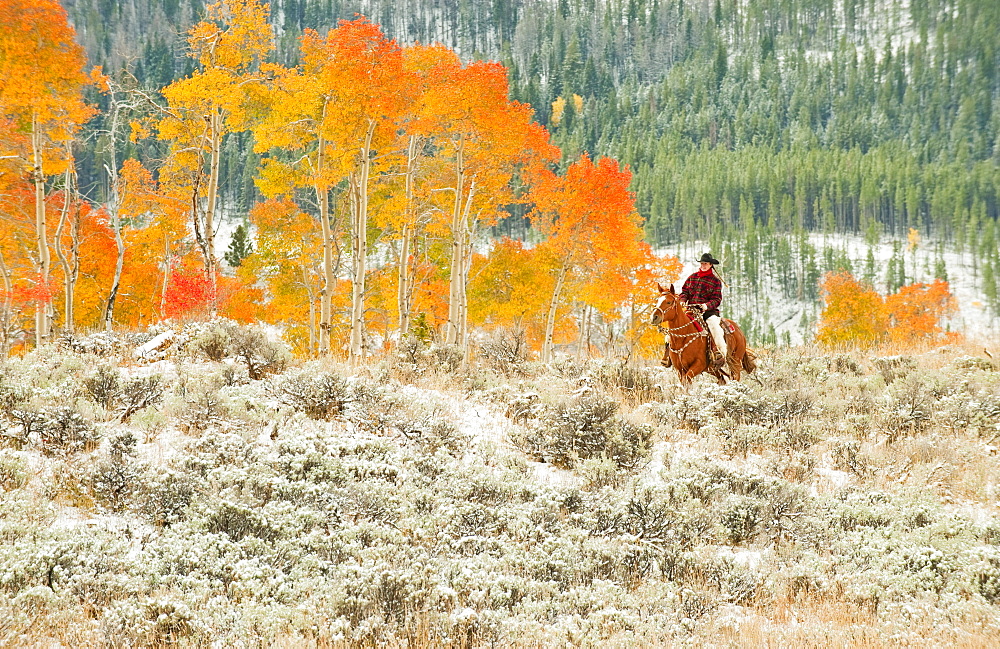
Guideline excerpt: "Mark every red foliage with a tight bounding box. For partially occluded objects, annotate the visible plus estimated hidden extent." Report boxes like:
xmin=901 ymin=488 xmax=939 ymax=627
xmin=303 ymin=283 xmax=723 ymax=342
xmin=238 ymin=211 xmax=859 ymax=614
xmin=164 ymin=265 xmax=214 ymax=320
xmin=11 ymin=273 xmax=57 ymax=306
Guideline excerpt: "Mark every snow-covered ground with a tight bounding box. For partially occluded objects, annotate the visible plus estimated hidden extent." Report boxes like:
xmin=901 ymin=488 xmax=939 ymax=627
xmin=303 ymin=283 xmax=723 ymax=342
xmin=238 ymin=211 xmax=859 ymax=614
xmin=3 ymin=326 xmax=1000 ymax=645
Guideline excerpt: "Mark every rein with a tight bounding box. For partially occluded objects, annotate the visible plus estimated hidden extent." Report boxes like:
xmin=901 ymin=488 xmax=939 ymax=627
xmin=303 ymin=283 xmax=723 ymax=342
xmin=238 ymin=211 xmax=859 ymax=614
xmin=654 ymin=301 xmax=708 ymax=354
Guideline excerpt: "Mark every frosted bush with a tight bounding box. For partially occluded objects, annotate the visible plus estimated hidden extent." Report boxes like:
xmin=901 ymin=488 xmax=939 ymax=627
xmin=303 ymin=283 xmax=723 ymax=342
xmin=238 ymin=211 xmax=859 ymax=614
xmin=60 ymin=330 xmax=154 ymax=358
xmin=102 ymin=597 xmax=199 ymax=646
xmin=0 ymin=448 xmax=28 ymax=490
xmin=188 ymin=320 xmax=290 ymax=379
xmin=714 ymin=420 xmax=771 ymax=458
xmin=515 ymin=393 xmax=652 ymax=470
xmin=274 ymin=370 xmax=349 ymax=420
xmin=479 ymin=328 xmax=529 ymax=376
xmin=590 ymin=361 xmax=662 ymax=405
xmin=83 ymin=364 xmax=120 ymax=410
xmin=182 ymin=386 xmax=231 ymax=433
xmin=873 ymin=355 xmax=917 ymax=383
xmin=91 ymin=432 xmax=145 ymax=512
xmin=827 ymin=354 xmax=863 ymax=375
xmin=2 ymin=342 xmax=999 ymax=645
xmin=429 ymin=343 xmax=463 ymax=373
xmin=720 ymin=496 xmax=763 ymax=544
xmin=36 ymin=406 xmax=100 ymax=456
xmin=952 ymin=355 xmax=995 ymax=372
xmin=139 ymin=468 xmax=198 ymax=527
xmin=831 ymin=439 xmax=870 ymax=476
xmin=971 ymin=549 xmax=1000 ymax=603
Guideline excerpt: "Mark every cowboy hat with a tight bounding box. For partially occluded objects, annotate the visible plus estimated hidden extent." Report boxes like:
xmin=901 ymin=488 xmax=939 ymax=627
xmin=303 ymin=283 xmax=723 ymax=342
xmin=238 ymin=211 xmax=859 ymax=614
xmin=697 ymin=253 xmax=720 ymax=265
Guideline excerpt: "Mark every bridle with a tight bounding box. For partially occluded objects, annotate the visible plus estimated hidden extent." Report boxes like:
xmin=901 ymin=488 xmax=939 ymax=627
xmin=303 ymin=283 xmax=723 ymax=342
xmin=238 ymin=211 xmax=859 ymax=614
xmin=653 ymin=293 xmax=708 ymax=353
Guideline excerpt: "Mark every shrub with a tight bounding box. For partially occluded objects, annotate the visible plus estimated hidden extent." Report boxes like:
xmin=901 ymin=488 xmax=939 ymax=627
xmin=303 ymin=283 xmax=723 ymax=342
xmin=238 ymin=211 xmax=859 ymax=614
xmin=717 ymin=421 xmax=770 ymax=458
xmin=832 ymin=440 xmax=869 ymax=477
xmin=92 ymin=432 xmax=145 ymax=512
xmin=953 ymin=355 xmax=995 ymax=372
xmin=828 ymin=354 xmax=863 ymax=375
xmin=139 ymin=469 xmax=198 ymax=527
xmin=592 ymin=362 xmax=662 ymax=405
xmin=183 ymin=388 xmax=229 ymax=433
xmin=37 ymin=406 xmax=100 ymax=456
xmin=429 ymin=344 xmax=463 ymax=373
xmin=720 ymin=496 xmax=763 ymax=544
xmin=205 ymin=501 xmax=278 ymax=542
xmin=479 ymin=328 xmax=529 ymax=376
xmin=194 ymin=325 xmax=229 ymax=361
xmin=275 ymin=371 xmax=349 ymax=420
xmin=84 ymin=365 xmax=121 ymax=410
xmin=192 ymin=321 xmax=290 ymax=379
xmin=973 ymin=551 xmax=1000 ymax=603
xmin=516 ymin=394 xmax=653 ymax=470
xmin=119 ymin=376 xmax=166 ymax=422
xmin=873 ymin=355 xmax=917 ymax=384
xmin=395 ymin=334 xmax=429 ymax=376
xmin=228 ymin=325 xmax=289 ymax=380
xmin=0 ymin=449 xmax=28 ymax=490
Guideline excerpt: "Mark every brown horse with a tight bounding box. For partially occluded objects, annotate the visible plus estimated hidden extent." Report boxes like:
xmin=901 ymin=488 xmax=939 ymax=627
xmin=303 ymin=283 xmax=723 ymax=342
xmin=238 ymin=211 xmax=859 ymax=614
xmin=651 ymin=283 xmax=756 ymax=385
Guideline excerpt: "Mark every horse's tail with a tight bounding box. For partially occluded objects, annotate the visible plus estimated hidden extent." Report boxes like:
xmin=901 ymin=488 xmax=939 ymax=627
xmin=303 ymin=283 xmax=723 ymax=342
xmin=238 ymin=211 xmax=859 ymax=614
xmin=742 ymin=347 xmax=758 ymax=374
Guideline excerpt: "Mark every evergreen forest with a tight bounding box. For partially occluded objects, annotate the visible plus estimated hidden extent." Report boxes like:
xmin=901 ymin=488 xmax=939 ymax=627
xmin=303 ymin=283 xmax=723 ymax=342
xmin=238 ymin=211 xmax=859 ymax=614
xmin=3 ymin=0 xmax=999 ymax=351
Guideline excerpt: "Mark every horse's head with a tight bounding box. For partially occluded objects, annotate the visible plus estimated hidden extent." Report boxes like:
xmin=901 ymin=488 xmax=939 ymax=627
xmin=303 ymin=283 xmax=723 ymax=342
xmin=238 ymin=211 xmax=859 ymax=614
xmin=651 ymin=283 xmax=684 ymax=325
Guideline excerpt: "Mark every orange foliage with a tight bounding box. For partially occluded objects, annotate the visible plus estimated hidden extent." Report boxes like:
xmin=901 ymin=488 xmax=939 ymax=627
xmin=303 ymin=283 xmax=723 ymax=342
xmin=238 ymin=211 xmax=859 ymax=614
xmin=818 ymin=272 xmax=957 ymax=348
xmin=2 ymin=11 xmax=677 ymax=360
xmin=0 ymin=0 xmax=95 ymax=164
xmin=530 ymin=154 xmax=645 ymax=311
xmin=242 ymin=199 xmax=328 ymax=352
xmin=885 ymin=279 xmax=957 ymax=345
xmin=112 ymin=159 xmax=191 ymax=327
xmin=622 ymin=244 xmax=685 ymax=358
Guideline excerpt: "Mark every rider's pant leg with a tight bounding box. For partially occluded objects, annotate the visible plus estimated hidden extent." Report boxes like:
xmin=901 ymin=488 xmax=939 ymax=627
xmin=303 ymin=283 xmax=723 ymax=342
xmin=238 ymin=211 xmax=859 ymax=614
xmin=705 ymin=315 xmax=728 ymax=358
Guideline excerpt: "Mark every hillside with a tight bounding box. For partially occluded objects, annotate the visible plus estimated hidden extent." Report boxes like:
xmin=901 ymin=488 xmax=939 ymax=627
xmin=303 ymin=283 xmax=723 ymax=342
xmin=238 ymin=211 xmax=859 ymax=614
xmin=2 ymin=322 xmax=1000 ymax=645
xmin=54 ymin=0 xmax=1000 ymax=345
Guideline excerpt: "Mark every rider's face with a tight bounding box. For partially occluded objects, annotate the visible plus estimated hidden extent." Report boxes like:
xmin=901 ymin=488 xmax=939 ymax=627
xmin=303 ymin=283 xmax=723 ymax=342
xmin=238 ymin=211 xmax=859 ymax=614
xmin=700 ymin=261 xmax=712 ymax=272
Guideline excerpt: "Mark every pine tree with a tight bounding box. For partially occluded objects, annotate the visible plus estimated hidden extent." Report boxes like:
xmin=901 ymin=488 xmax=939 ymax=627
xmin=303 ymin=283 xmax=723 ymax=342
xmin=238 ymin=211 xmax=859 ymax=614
xmin=224 ymin=223 xmax=253 ymax=268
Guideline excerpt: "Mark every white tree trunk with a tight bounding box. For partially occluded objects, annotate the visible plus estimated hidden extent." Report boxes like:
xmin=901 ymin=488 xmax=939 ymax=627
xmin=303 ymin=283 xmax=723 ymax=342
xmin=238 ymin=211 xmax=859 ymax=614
xmin=54 ymin=162 xmax=81 ymax=335
xmin=205 ymin=109 xmax=222 ymax=317
xmin=542 ymin=262 xmax=569 ymax=363
xmin=31 ymin=114 xmax=50 ymax=346
xmin=349 ymin=121 xmax=376 ymax=363
xmin=102 ymin=90 xmax=126 ymax=332
xmin=302 ymin=264 xmax=317 ymax=356
xmin=445 ymin=136 xmax=465 ymax=346
xmin=316 ymin=128 xmax=334 ymax=355
xmin=0 ymin=248 xmax=12 ymax=356
xmin=397 ymin=135 xmax=418 ymax=336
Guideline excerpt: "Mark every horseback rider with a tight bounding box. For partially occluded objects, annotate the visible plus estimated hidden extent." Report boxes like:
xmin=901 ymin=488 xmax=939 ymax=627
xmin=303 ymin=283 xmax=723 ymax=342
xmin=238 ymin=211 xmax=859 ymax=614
xmin=679 ymin=253 xmax=727 ymax=370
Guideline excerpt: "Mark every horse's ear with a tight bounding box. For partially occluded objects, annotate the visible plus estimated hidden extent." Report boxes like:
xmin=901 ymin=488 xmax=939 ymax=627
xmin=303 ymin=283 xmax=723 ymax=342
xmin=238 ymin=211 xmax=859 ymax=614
xmin=656 ymin=282 xmax=666 ymax=294
xmin=668 ymin=284 xmax=676 ymax=294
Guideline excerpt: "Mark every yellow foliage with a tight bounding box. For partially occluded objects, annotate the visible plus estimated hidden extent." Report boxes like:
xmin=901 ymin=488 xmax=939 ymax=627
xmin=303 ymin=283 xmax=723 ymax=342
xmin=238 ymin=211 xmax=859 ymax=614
xmin=817 ymin=272 xmax=887 ymax=348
